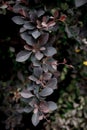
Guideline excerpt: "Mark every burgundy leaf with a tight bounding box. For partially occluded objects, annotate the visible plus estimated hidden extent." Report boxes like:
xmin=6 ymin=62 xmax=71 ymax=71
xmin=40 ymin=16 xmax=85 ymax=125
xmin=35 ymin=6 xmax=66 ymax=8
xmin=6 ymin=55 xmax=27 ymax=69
xmin=38 ymin=33 xmax=49 ymax=45
xmin=39 ymin=101 xmax=49 ymax=113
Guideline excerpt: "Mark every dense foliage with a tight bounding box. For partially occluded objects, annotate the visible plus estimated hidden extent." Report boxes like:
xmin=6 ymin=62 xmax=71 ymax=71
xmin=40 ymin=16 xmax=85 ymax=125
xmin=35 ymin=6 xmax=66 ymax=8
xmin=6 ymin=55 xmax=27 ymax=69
xmin=0 ymin=0 xmax=87 ymax=130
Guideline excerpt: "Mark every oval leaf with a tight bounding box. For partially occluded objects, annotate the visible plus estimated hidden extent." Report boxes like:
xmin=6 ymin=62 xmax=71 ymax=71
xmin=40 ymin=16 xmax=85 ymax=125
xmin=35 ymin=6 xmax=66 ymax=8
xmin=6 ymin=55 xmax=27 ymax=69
xmin=12 ymin=16 xmax=25 ymax=25
xmin=23 ymin=22 xmax=35 ymax=30
xmin=44 ymin=47 xmax=57 ymax=56
xmin=37 ymin=9 xmax=45 ymax=17
xmin=16 ymin=51 xmax=31 ymax=62
xmin=38 ymin=33 xmax=49 ymax=45
xmin=20 ymin=91 xmax=34 ymax=98
xmin=21 ymin=32 xmax=35 ymax=46
xmin=32 ymin=30 xmax=41 ymax=39
xmin=31 ymin=112 xmax=40 ymax=126
xmin=39 ymin=87 xmax=53 ymax=97
xmin=46 ymin=78 xmax=57 ymax=90
xmin=35 ymin=51 xmax=43 ymax=60
xmin=34 ymin=67 xmax=43 ymax=78
xmin=48 ymin=101 xmax=57 ymax=111
xmin=43 ymin=72 xmax=52 ymax=80
xmin=23 ymin=107 xmax=33 ymax=113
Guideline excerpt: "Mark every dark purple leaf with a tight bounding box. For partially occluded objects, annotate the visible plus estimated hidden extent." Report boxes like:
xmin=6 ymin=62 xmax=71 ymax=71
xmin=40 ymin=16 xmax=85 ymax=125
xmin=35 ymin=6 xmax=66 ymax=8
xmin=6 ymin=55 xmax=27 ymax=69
xmin=43 ymin=72 xmax=52 ymax=80
xmin=32 ymin=30 xmax=41 ymax=39
xmin=35 ymin=51 xmax=43 ymax=60
xmin=20 ymin=27 xmax=27 ymax=33
xmin=42 ymin=64 xmax=48 ymax=72
xmin=29 ymin=75 xmax=38 ymax=82
xmin=38 ymin=33 xmax=49 ymax=45
xmin=16 ymin=107 xmax=24 ymax=113
xmin=48 ymin=101 xmax=57 ymax=111
xmin=75 ymin=0 xmax=87 ymax=7
xmin=29 ymin=97 xmax=38 ymax=107
xmin=46 ymin=78 xmax=57 ymax=89
xmin=13 ymin=4 xmax=28 ymax=13
xmin=21 ymin=32 xmax=35 ymax=46
xmin=23 ymin=22 xmax=35 ymax=30
xmin=17 ymin=71 xmax=25 ymax=82
xmin=44 ymin=47 xmax=57 ymax=56
xmin=31 ymin=56 xmax=41 ymax=66
xmin=12 ymin=16 xmax=25 ymax=25
xmin=31 ymin=112 xmax=40 ymax=126
xmin=20 ymin=90 xmax=34 ymax=98
xmin=37 ymin=9 xmax=45 ymax=17
xmin=23 ymin=107 xmax=33 ymax=113
xmin=34 ymin=67 xmax=43 ymax=78
xmin=39 ymin=87 xmax=53 ymax=97
xmin=17 ymin=107 xmax=33 ymax=113
xmin=39 ymin=101 xmax=49 ymax=113
xmin=16 ymin=50 xmax=31 ymax=62
xmin=29 ymin=10 xmax=38 ymax=22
